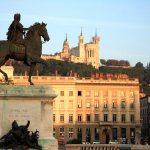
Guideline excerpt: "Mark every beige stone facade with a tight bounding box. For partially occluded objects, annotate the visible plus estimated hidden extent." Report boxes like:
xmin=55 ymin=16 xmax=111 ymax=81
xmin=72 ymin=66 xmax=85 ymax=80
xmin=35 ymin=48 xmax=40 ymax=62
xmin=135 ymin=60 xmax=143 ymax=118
xmin=0 ymin=66 xmax=14 ymax=81
xmin=41 ymin=32 xmax=100 ymax=68
xmin=13 ymin=75 xmax=141 ymax=144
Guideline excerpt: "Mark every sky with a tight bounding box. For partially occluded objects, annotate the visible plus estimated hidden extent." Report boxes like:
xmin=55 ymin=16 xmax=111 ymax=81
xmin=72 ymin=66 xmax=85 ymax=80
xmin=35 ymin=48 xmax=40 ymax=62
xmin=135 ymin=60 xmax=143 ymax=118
xmin=0 ymin=0 xmax=150 ymax=66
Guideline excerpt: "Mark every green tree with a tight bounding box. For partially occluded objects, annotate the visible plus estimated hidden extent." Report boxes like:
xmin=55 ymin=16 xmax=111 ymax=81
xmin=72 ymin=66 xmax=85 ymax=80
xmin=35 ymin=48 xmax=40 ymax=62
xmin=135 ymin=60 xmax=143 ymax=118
xmin=100 ymin=59 xmax=106 ymax=65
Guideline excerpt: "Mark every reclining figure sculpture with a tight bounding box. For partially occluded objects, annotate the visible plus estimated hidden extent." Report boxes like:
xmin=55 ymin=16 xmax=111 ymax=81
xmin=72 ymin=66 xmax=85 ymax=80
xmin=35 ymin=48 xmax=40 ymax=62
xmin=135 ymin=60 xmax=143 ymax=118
xmin=0 ymin=120 xmax=42 ymax=150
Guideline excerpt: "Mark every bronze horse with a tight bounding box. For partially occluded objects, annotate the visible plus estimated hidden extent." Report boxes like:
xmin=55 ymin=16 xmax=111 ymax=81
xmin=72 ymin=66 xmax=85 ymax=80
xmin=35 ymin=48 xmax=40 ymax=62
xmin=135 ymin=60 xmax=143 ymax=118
xmin=0 ymin=22 xmax=50 ymax=85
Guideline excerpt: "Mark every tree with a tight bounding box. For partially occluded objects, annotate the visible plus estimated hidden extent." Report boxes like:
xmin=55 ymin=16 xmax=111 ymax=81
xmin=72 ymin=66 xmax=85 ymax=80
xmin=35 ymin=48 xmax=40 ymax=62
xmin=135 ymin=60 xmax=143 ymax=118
xmin=135 ymin=62 xmax=144 ymax=69
xmin=100 ymin=59 xmax=106 ymax=65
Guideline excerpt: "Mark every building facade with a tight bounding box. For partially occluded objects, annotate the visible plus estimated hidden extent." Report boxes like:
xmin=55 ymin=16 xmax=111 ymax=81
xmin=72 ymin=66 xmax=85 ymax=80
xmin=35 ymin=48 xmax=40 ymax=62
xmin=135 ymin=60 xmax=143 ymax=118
xmin=0 ymin=66 xmax=14 ymax=81
xmin=140 ymin=96 xmax=150 ymax=144
xmin=13 ymin=75 xmax=141 ymax=144
xmin=41 ymin=31 xmax=100 ymax=69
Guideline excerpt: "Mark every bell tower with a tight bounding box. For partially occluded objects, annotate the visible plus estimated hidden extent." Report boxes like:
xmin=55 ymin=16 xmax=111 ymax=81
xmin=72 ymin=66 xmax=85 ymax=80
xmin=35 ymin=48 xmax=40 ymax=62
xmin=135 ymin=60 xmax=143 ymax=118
xmin=62 ymin=34 xmax=69 ymax=57
xmin=92 ymin=29 xmax=100 ymax=68
xmin=92 ymin=29 xmax=100 ymax=44
xmin=78 ymin=28 xmax=85 ymax=62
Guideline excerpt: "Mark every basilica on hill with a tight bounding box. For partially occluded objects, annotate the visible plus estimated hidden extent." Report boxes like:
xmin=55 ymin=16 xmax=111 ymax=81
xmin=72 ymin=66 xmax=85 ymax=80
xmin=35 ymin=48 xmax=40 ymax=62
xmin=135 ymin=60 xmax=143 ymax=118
xmin=41 ymin=30 xmax=100 ymax=69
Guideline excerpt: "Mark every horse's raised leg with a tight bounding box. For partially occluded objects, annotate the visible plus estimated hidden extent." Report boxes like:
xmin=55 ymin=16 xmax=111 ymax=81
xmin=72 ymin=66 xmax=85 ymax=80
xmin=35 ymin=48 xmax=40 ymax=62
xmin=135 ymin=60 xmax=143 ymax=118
xmin=28 ymin=63 xmax=36 ymax=85
xmin=0 ymin=69 xmax=8 ymax=83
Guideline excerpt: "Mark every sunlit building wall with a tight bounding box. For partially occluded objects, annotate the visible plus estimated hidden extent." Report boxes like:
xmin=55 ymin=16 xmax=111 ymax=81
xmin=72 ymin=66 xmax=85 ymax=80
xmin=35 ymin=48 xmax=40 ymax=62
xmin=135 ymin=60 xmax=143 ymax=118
xmin=13 ymin=75 xmax=140 ymax=144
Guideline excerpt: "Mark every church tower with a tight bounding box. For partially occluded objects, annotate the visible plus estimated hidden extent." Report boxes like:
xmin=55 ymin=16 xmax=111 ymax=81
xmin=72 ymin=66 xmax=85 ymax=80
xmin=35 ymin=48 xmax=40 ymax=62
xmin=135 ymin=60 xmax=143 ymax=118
xmin=78 ymin=28 xmax=85 ymax=62
xmin=62 ymin=34 xmax=70 ymax=57
xmin=92 ymin=30 xmax=100 ymax=44
xmin=92 ymin=30 xmax=100 ymax=68
xmin=85 ymin=30 xmax=100 ymax=69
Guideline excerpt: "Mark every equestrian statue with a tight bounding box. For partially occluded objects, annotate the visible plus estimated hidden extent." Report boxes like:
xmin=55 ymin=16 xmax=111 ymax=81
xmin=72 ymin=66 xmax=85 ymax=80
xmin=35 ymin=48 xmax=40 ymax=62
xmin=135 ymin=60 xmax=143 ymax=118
xmin=0 ymin=13 xmax=50 ymax=85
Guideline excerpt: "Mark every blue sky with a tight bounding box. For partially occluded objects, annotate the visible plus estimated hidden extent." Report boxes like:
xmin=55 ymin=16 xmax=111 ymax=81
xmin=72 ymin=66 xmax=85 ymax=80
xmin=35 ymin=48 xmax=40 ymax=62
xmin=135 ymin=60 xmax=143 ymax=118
xmin=0 ymin=0 xmax=150 ymax=66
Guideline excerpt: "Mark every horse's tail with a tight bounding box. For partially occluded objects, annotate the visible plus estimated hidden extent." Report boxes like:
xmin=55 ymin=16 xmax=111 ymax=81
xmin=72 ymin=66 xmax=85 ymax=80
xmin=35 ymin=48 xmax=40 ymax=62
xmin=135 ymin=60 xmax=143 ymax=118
xmin=0 ymin=40 xmax=11 ymax=65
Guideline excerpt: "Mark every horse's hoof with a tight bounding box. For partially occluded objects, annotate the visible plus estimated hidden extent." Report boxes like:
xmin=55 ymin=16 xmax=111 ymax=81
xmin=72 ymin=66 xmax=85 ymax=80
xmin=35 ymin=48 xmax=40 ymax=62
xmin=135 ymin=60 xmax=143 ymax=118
xmin=30 ymin=82 xmax=34 ymax=85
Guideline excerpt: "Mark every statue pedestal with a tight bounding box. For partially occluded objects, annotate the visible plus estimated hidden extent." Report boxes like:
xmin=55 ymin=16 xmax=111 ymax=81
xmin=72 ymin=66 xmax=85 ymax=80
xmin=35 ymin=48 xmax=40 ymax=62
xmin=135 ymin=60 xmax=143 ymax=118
xmin=0 ymin=85 xmax=58 ymax=150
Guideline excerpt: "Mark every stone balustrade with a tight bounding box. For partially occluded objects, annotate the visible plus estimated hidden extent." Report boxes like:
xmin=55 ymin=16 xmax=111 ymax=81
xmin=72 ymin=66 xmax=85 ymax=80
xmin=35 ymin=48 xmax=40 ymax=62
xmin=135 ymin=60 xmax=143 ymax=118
xmin=66 ymin=144 xmax=119 ymax=150
xmin=13 ymin=76 xmax=139 ymax=85
xmin=65 ymin=144 xmax=150 ymax=150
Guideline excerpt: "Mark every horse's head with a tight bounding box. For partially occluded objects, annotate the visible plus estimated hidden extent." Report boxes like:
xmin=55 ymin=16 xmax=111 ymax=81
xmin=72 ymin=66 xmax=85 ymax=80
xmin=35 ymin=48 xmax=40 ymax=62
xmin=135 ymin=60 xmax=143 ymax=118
xmin=26 ymin=22 xmax=50 ymax=42
xmin=39 ymin=22 xmax=50 ymax=42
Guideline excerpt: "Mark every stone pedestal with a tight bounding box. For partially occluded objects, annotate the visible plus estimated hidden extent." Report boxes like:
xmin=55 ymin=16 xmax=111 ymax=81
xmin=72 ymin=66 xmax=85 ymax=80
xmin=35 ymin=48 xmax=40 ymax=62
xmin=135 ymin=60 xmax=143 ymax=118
xmin=0 ymin=85 xmax=58 ymax=150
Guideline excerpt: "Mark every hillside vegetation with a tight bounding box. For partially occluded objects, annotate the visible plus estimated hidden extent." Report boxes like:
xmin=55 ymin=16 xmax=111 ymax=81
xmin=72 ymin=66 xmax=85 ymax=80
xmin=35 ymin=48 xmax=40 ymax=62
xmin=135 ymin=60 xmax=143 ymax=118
xmin=6 ymin=59 xmax=150 ymax=94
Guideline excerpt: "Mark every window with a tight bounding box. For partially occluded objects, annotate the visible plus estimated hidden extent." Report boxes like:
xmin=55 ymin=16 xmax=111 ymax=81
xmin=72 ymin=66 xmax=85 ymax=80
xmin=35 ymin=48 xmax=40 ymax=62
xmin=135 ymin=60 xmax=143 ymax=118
xmin=94 ymin=91 xmax=99 ymax=97
xmin=77 ymin=128 xmax=82 ymax=141
xmin=121 ymin=114 xmax=126 ymax=122
xmin=53 ymin=128 xmax=56 ymax=137
xmin=94 ymin=99 xmax=99 ymax=108
xmin=69 ymin=132 xmax=73 ymax=138
xmin=121 ymin=100 xmax=126 ymax=108
xmin=86 ymin=91 xmax=91 ymax=96
xmin=69 ymin=128 xmax=73 ymax=132
xmin=60 ymin=114 xmax=64 ymax=123
xmin=77 ymin=99 xmax=82 ymax=108
xmin=53 ymin=114 xmax=55 ymax=122
xmin=104 ymin=100 xmax=108 ymax=108
xmin=68 ymin=128 xmax=74 ymax=138
xmin=130 ymin=128 xmax=135 ymax=144
xmin=78 ymin=114 xmax=82 ymax=122
xmin=86 ymin=114 xmax=91 ymax=122
xmin=60 ymin=127 xmax=64 ymax=133
xmin=60 ymin=91 xmax=64 ymax=96
xmin=86 ymin=99 xmax=91 ymax=108
xmin=94 ymin=114 xmax=99 ymax=122
xmin=130 ymin=114 xmax=135 ymax=123
xmin=121 ymin=128 xmax=126 ymax=138
xmin=94 ymin=128 xmax=99 ymax=141
xmin=69 ymin=91 xmax=73 ymax=96
xmin=112 ymin=128 xmax=117 ymax=140
xmin=69 ymin=100 xmax=73 ymax=109
xmin=113 ymin=114 xmax=117 ymax=122
xmin=60 ymin=100 xmax=64 ymax=109
xmin=78 ymin=91 xmax=82 ymax=96
xmin=69 ymin=114 xmax=73 ymax=123
xmin=112 ymin=100 xmax=117 ymax=108
xmin=104 ymin=114 xmax=108 ymax=122
xmin=60 ymin=127 xmax=64 ymax=136
xmin=130 ymin=99 xmax=134 ymax=108
xmin=86 ymin=128 xmax=91 ymax=143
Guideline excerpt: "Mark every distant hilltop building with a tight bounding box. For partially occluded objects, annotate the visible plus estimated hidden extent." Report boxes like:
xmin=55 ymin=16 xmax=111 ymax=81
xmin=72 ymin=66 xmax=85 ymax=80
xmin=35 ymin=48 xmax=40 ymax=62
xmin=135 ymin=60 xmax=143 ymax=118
xmin=41 ymin=30 xmax=100 ymax=69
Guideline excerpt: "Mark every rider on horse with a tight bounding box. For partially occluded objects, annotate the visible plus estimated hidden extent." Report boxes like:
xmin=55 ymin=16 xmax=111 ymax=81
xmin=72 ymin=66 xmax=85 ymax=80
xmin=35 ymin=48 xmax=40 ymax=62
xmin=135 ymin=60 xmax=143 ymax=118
xmin=7 ymin=13 xmax=31 ymax=65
